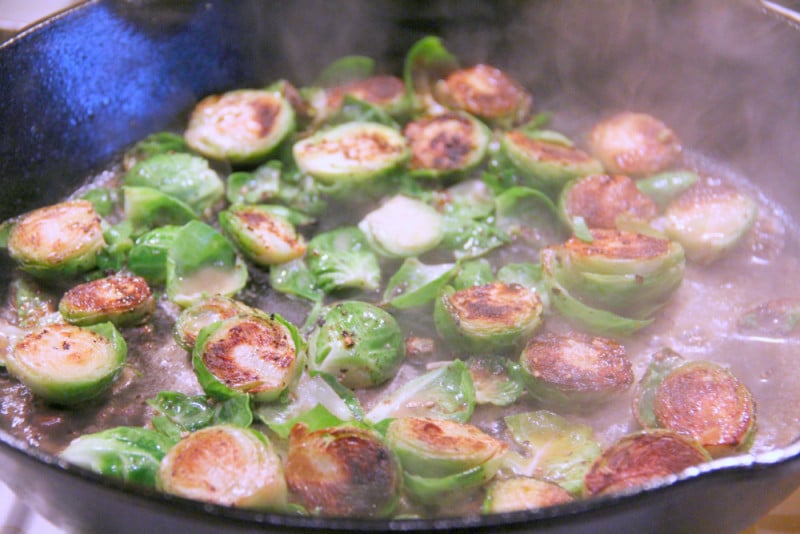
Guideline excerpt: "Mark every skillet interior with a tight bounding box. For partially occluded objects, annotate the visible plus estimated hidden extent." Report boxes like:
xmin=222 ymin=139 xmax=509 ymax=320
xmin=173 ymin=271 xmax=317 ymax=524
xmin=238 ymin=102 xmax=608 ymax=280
xmin=2 ymin=1 xmax=800 ymax=532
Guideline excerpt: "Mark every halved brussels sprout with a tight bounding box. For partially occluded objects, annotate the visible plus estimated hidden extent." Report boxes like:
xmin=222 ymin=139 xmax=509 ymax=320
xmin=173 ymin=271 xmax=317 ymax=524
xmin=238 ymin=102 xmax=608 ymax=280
xmin=498 ymin=129 xmax=603 ymax=195
xmin=634 ymin=350 xmax=756 ymax=457
xmin=306 ymin=227 xmax=381 ymax=293
xmin=59 ymin=275 xmax=154 ymax=327
xmin=122 ymin=153 xmax=224 ymax=217
xmin=502 ymin=410 xmax=602 ymax=495
xmin=285 ymin=423 xmax=402 ymax=517
xmin=559 ymin=174 xmax=657 ymax=231
xmin=433 ymin=64 xmax=532 ymax=128
xmin=404 ymin=111 xmax=490 ymax=178
xmin=173 ymin=295 xmax=255 ymax=351
xmin=663 ymin=181 xmax=758 ymax=265
xmin=127 ymin=225 xmax=181 ymax=284
xmin=7 ymin=200 xmax=105 ymax=280
xmin=192 ymin=313 xmax=303 ymax=402
xmin=6 ymin=322 xmax=126 ymax=405
xmin=358 ymin=195 xmax=444 ymax=257
xmin=307 ymin=301 xmax=405 ymax=389
xmin=433 ymin=178 xmax=496 ymax=219
xmin=61 ymin=426 xmax=176 ymax=487
xmin=583 ymin=430 xmax=711 ymax=497
xmin=588 ymin=112 xmax=682 ymax=177
xmin=483 ymin=477 xmax=574 ymax=514
xmin=165 ymin=221 xmax=248 ymax=307
xmin=226 ymin=162 xmax=281 ymax=205
xmin=219 ymin=204 xmax=306 ymax=267
xmin=158 ymin=425 xmax=287 ymax=509
xmin=122 ymin=131 xmax=189 ymax=170
xmin=365 ymin=360 xmax=476 ymax=424
xmin=386 ymin=417 xmax=507 ymax=502
xmin=147 ymin=390 xmax=253 ymax=440
xmin=434 ymin=281 xmax=543 ymax=354
xmin=293 ymin=121 xmax=409 ymax=186
xmin=383 ymin=258 xmax=457 ymax=309
xmin=543 ymin=229 xmax=685 ymax=321
xmin=184 ymin=89 xmax=295 ymax=164
xmin=318 ymin=75 xmax=408 ymax=119
xmin=519 ymin=332 xmax=633 ymax=408
xmin=269 ymin=258 xmax=324 ymax=303
xmin=465 ymin=355 xmax=523 ymax=407
xmin=122 ymin=186 xmax=198 ymax=235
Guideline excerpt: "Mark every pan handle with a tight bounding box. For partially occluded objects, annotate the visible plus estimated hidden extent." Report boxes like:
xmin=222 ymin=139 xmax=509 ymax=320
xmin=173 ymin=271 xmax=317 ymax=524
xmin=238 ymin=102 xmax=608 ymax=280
xmin=761 ymin=0 xmax=800 ymax=24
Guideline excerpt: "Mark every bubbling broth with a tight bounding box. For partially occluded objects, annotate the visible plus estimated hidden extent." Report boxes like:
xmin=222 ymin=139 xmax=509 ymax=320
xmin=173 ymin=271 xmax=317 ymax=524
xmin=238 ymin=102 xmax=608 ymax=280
xmin=1 ymin=38 xmax=800 ymax=519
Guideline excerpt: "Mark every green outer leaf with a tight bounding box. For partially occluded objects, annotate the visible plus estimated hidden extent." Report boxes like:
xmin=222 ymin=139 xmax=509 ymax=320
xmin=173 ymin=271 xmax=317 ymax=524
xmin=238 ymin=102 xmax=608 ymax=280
xmin=269 ymin=259 xmax=324 ymax=303
xmin=315 ymin=55 xmax=375 ymax=87
xmin=323 ymin=95 xmax=399 ymax=129
xmin=123 ymin=131 xmax=189 ymax=168
xmin=440 ymin=215 xmax=508 ymax=261
xmin=383 ymin=258 xmax=457 ymax=309
xmin=365 ymin=360 xmax=475 ymax=424
xmin=633 ymin=349 xmax=686 ymax=429
xmin=81 ymin=187 xmax=119 ymax=216
xmin=97 ymin=221 xmax=134 ymax=273
xmin=403 ymin=36 xmax=459 ymax=111
xmin=636 ymin=171 xmax=699 ymax=209
xmin=403 ymin=465 xmax=491 ymax=502
xmin=495 ymin=186 xmax=567 ymax=248
xmin=311 ymin=370 xmax=365 ymax=421
xmin=466 ymin=355 xmax=523 ymax=407
xmin=147 ymin=391 xmax=214 ymax=432
xmin=451 ymin=259 xmax=494 ymax=290
xmin=306 ymin=227 xmax=381 ymax=292
xmin=60 ymin=426 xmax=176 ymax=487
xmin=123 ymin=186 xmax=198 ymax=235
xmin=226 ymin=162 xmax=281 ymax=205
xmin=128 ymin=225 xmax=181 ymax=285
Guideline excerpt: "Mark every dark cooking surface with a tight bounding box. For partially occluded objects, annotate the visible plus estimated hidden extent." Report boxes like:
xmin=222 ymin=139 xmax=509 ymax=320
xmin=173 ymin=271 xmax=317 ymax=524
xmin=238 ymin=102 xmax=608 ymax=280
xmin=2 ymin=1 xmax=800 ymax=533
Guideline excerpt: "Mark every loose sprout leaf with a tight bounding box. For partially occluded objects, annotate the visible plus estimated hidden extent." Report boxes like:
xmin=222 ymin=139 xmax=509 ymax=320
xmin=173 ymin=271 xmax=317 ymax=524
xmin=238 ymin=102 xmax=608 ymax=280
xmin=311 ymin=370 xmax=366 ymax=421
xmin=633 ymin=349 xmax=686 ymax=429
xmin=269 ymin=258 xmax=324 ymax=303
xmin=226 ymin=162 xmax=281 ymax=205
xmin=516 ymin=113 xmax=553 ymax=134
xmin=315 ymin=55 xmax=376 ymax=87
xmin=737 ymin=298 xmax=800 ymax=337
xmin=496 ymin=262 xmax=543 ymax=288
xmin=435 ymin=179 xmax=496 ymax=220
xmin=451 ymin=259 xmax=495 ymax=290
xmin=61 ymin=426 xmax=176 ymax=487
xmin=636 ymin=171 xmax=699 ymax=209
xmin=123 ymin=131 xmax=189 ymax=169
xmin=323 ymin=95 xmax=399 ymax=129
xmin=123 ymin=186 xmax=198 ymax=235
xmin=365 ymin=360 xmax=476 ymax=424
xmin=81 ymin=187 xmax=119 ymax=217
xmin=571 ymin=216 xmax=594 ymax=242
xmin=403 ymin=465 xmax=491 ymax=503
xmin=97 ymin=221 xmax=134 ymax=272
xmin=495 ymin=187 xmax=567 ymax=249
xmin=503 ymin=411 xmax=601 ymax=495
xmin=128 ymin=225 xmax=181 ymax=285
xmin=383 ymin=258 xmax=457 ymax=309
xmin=147 ymin=391 xmax=253 ymax=436
xmin=441 ymin=215 xmax=508 ymax=261
xmin=307 ymin=227 xmax=381 ymax=293
xmin=403 ymin=36 xmax=459 ymax=111
xmin=466 ymin=355 xmax=523 ymax=406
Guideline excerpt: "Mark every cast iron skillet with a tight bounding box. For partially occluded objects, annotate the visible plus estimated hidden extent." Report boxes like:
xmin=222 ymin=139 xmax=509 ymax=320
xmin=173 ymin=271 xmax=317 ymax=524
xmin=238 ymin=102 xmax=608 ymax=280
xmin=2 ymin=1 xmax=800 ymax=532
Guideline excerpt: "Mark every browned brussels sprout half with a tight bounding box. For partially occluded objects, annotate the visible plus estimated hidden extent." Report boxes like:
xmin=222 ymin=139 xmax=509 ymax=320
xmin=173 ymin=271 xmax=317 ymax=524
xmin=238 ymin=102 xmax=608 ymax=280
xmin=483 ymin=477 xmax=574 ymax=514
xmin=404 ymin=111 xmax=490 ymax=178
xmin=285 ymin=424 xmax=402 ymax=517
xmin=583 ymin=430 xmax=711 ymax=497
xmin=519 ymin=332 xmax=633 ymax=408
xmin=7 ymin=200 xmax=105 ymax=280
xmin=173 ymin=296 xmax=255 ymax=351
xmin=219 ymin=204 xmax=306 ymax=267
xmin=588 ymin=112 xmax=682 ymax=177
xmin=559 ymin=174 xmax=657 ymax=231
xmin=59 ymin=275 xmax=155 ymax=327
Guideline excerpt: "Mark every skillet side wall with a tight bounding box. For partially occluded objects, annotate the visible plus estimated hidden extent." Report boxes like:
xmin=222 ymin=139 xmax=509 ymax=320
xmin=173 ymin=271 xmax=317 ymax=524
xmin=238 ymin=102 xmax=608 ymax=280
xmin=1 ymin=0 xmax=800 ymax=532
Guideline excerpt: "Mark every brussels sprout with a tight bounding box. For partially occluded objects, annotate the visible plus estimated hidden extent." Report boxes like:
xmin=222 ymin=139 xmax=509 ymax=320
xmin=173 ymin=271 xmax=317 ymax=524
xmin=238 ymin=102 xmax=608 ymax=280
xmin=403 ymin=36 xmax=460 ymax=112
xmin=285 ymin=424 xmax=402 ymax=517
xmin=80 ymin=187 xmax=120 ymax=217
xmin=5 ymin=322 xmax=126 ymax=405
xmin=583 ymin=430 xmax=711 ymax=497
xmin=269 ymin=258 xmax=324 ymax=303
xmin=306 ymin=227 xmax=381 ymax=293
xmin=497 ymin=129 xmax=604 ymax=195
xmin=663 ymin=181 xmax=758 ymax=265
xmin=434 ymin=179 xmax=496 ymax=218
xmin=433 ymin=64 xmax=532 ymax=128
xmin=147 ymin=391 xmax=252 ymax=441
xmin=494 ymin=186 xmax=567 ymax=250
xmin=451 ymin=259 xmax=495 ymax=290
xmin=11 ymin=276 xmax=59 ymax=329
xmin=633 ymin=350 xmax=756 ymax=457
xmin=226 ymin=162 xmax=281 ymax=205
xmin=434 ymin=281 xmax=543 ymax=354
xmin=588 ymin=112 xmax=682 ymax=177
xmin=737 ymin=298 xmax=800 ymax=337
xmin=165 ymin=221 xmax=248 ymax=307
xmin=158 ymin=425 xmax=287 ymax=509
xmin=193 ymin=313 xmax=303 ymax=403
xmin=173 ymin=296 xmax=255 ymax=351
xmin=543 ymin=229 xmax=685 ymax=320
xmin=122 ymin=186 xmax=198 ymax=235
xmin=403 ymin=112 xmax=490 ymax=178
xmin=7 ymin=200 xmax=105 ymax=280
xmin=307 ymin=301 xmax=405 ymax=389
xmin=465 ymin=355 xmax=523 ymax=407
xmin=122 ymin=131 xmax=189 ymax=170
xmin=502 ymin=411 xmax=602 ymax=495
xmin=184 ymin=89 xmax=296 ymax=164
xmin=636 ymin=170 xmax=699 ymax=209
xmin=440 ymin=215 xmax=508 ymax=261
xmin=255 ymin=372 xmax=363 ymax=438
xmin=358 ymin=195 xmax=444 ymax=258
xmin=383 ymin=258 xmax=457 ymax=309
xmin=483 ymin=477 xmax=574 ymax=514
xmin=127 ymin=225 xmax=180 ymax=284
xmin=123 ymin=153 xmax=224 ymax=217
xmin=365 ymin=360 xmax=475 ymax=424
xmin=559 ymin=174 xmax=657 ymax=231
xmin=386 ymin=417 xmax=507 ymax=501
xmin=519 ymin=332 xmax=633 ymax=408
xmin=317 ymin=76 xmax=408 ymax=120
xmin=59 ymin=275 xmax=154 ymax=327
xmin=293 ymin=122 xmax=409 ymax=186
xmin=61 ymin=426 xmax=176 ymax=487
xmin=219 ymin=204 xmax=306 ymax=267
